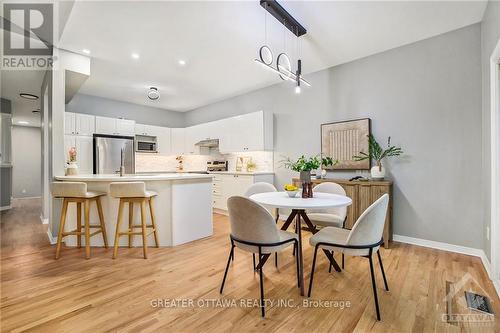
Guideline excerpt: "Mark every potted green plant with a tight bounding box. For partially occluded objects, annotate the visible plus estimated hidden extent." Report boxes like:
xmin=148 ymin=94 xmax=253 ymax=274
xmin=281 ymin=155 xmax=337 ymax=183
xmin=353 ymin=135 xmax=403 ymax=180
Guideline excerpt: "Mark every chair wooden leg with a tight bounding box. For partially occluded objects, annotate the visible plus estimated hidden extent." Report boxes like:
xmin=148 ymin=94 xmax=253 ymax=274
xmin=96 ymin=197 xmax=108 ymax=248
xmin=148 ymin=198 xmax=159 ymax=247
xmin=377 ymin=250 xmax=389 ymax=291
xmin=342 ymin=253 xmax=345 ymax=269
xmin=369 ymin=253 xmax=381 ymax=321
xmin=220 ymin=242 xmax=234 ymax=294
xmin=55 ymin=198 xmax=69 ymax=259
xmin=140 ymin=200 xmax=148 ymax=259
xmin=128 ymin=202 xmax=134 ymax=248
xmin=84 ymin=199 xmax=91 ymax=259
xmin=76 ymin=202 xmax=82 ymax=248
xmin=307 ymin=245 xmax=319 ymax=297
xmin=113 ymin=200 xmax=125 ymax=259
xmin=252 ymin=253 xmax=256 ymax=270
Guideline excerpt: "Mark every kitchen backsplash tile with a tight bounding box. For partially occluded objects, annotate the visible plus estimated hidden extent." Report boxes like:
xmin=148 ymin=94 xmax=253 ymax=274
xmin=135 ymin=151 xmax=273 ymax=173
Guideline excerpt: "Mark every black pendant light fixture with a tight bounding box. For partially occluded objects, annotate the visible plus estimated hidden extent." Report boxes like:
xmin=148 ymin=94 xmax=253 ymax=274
xmin=254 ymin=0 xmax=311 ymax=93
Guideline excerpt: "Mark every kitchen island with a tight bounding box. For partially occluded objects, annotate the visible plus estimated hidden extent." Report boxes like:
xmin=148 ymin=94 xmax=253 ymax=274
xmin=53 ymin=173 xmax=214 ymax=247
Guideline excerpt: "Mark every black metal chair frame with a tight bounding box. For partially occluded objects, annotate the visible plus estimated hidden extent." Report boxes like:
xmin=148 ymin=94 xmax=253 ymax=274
xmin=220 ymin=234 xmax=299 ymax=317
xmin=307 ymin=238 xmax=389 ymax=321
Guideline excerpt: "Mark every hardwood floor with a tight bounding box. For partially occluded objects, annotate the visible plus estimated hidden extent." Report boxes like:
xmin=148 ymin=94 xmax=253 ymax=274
xmin=1 ymin=199 xmax=499 ymax=332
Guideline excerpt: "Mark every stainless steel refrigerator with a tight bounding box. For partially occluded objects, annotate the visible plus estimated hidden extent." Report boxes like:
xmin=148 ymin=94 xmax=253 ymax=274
xmin=93 ymin=134 xmax=135 ymax=174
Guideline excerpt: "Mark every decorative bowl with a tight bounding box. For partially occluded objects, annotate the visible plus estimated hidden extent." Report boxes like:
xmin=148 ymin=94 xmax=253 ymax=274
xmin=285 ymin=190 xmax=299 ymax=198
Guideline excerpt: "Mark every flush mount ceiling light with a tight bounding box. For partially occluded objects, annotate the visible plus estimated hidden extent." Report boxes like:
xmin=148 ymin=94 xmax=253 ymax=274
xmin=147 ymin=87 xmax=160 ymax=100
xmin=19 ymin=93 xmax=39 ymax=100
xmin=82 ymin=49 xmax=91 ymax=55
xmin=254 ymin=0 xmax=311 ymax=93
xmin=131 ymin=53 xmax=140 ymax=59
xmin=178 ymin=59 xmax=187 ymax=66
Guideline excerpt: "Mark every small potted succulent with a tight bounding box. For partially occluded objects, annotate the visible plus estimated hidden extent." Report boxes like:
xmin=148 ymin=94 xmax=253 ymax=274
xmin=281 ymin=154 xmax=337 ymax=183
xmin=353 ymin=135 xmax=403 ymax=180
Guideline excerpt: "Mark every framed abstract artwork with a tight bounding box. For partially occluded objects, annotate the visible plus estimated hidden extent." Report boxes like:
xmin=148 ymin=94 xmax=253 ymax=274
xmin=321 ymin=118 xmax=371 ymax=170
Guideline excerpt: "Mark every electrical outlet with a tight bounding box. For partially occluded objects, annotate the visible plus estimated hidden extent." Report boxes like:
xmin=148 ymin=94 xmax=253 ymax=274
xmin=486 ymin=226 xmax=490 ymax=241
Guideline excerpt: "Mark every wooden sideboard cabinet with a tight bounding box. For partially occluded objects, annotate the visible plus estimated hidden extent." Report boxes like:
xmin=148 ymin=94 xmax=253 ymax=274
xmin=292 ymin=178 xmax=393 ymax=248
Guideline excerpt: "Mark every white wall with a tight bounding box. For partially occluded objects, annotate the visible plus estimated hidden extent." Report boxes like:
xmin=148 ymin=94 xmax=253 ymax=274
xmin=12 ymin=126 xmax=41 ymax=198
xmin=481 ymin=0 xmax=500 ymax=260
xmin=185 ymin=24 xmax=483 ymax=250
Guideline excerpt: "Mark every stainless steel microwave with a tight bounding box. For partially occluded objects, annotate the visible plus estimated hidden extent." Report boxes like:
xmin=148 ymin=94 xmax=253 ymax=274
xmin=135 ymin=135 xmax=158 ymax=153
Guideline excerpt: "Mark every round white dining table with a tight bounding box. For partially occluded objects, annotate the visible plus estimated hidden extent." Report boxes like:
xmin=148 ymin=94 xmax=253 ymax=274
xmin=249 ymin=191 xmax=352 ymax=296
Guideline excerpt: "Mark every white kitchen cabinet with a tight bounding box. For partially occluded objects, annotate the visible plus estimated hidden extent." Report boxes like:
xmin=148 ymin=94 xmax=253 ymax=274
xmin=218 ymin=111 xmax=272 ymax=153
xmin=135 ymin=124 xmax=147 ymax=135
xmin=65 ymin=112 xmax=95 ymax=136
xmin=171 ymin=128 xmax=185 ymax=155
xmin=64 ymin=135 xmax=93 ymax=174
xmin=147 ymin=125 xmax=171 ymax=156
xmin=184 ymin=125 xmax=200 ymax=155
xmin=64 ymin=112 xmax=76 ymax=135
xmin=116 ymin=119 xmax=135 ymax=136
xmin=95 ymin=116 xmax=135 ymax=136
xmin=75 ymin=113 xmax=95 ymax=136
xmin=196 ymin=121 xmax=218 ymax=141
xmin=95 ymin=116 xmax=116 ymax=135
xmin=212 ymin=173 xmax=274 ymax=211
xmin=75 ymin=136 xmax=94 ymax=174
xmin=63 ymin=135 xmax=76 ymax=161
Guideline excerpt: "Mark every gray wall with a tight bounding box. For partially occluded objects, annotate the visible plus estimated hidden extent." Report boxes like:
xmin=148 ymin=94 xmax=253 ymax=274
xmin=66 ymin=93 xmax=185 ymax=128
xmin=481 ymin=1 xmax=500 ymax=260
xmin=12 ymin=126 xmax=42 ymax=198
xmin=185 ymin=24 xmax=483 ymax=250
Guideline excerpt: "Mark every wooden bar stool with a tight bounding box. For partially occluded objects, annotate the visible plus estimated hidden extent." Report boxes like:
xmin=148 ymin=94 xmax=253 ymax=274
xmin=109 ymin=182 xmax=159 ymax=259
xmin=52 ymin=182 xmax=109 ymax=259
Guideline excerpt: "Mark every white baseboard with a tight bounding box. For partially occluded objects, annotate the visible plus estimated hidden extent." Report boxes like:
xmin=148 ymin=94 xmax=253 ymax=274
xmin=393 ymin=234 xmax=484 ymax=257
xmin=12 ymin=196 xmax=42 ymax=200
xmin=494 ymin=281 xmax=500 ymax=298
xmin=0 ymin=205 xmax=12 ymax=211
xmin=39 ymin=214 xmax=49 ymax=225
xmin=47 ymin=229 xmax=56 ymax=245
xmin=394 ymin=234 xmax=499 ymax=298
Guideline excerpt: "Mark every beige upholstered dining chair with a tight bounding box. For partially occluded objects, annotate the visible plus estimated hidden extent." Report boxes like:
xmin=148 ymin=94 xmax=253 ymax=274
xmin=308 ymin=182 xmax=347 ymax=228
xmin=307 ymin=194 xmax=389 ymax=321
xmin=245 ymin=182 xmax=280 ymax=268
xmin=307 ymin=182 xmax=348 ymax=269
xmin=220 ymin=196 xmax=299 ymax=317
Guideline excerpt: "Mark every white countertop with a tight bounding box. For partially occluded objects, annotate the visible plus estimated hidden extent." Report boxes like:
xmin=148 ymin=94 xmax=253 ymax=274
xmin=55 ymin=173 xmax=214 ymax=182
xmin=208 ymin=171 xmax=274 ymax=175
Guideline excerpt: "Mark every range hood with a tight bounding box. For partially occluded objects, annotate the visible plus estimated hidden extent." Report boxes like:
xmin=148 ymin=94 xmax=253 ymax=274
xmin=195 ymin=139 xmax=219 ymax=148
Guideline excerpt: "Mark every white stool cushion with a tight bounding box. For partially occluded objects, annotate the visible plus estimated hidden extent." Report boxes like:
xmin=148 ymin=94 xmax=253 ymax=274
xmin=110 ymin=182 xmax=155 ymax=198
xmin=52 ymin=182 xmax=106 ymax=198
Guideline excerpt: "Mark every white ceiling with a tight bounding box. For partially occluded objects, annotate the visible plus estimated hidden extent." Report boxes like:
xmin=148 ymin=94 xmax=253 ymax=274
xmin=59 ymin=0 xmax=487 ymax=112
xmin=1 ymin=70 xmax=43 ymax=126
